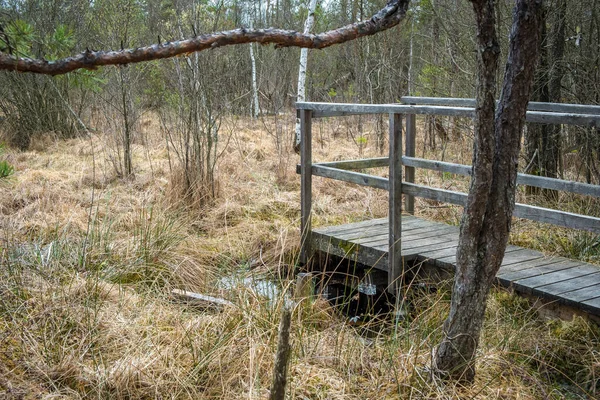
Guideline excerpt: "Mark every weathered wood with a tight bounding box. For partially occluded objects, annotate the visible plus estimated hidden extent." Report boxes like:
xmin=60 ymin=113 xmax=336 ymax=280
xmin=561 ymin=284 xmax=600 ymax=303
xmin=405 ymin=113 xmax=416 ymax=214
xmin=516 ymin=173 xmax=600 ymax=198
xmin=514 ymin=265 xmax=600 ymax=289
xmin=297 ymin=102 xmax=600 ymax=126
xmin=401 ymin=182 xmax=600 ymax=234
xmin=315 ymin=217 xmax=389 ymax=235
xmin=401 ymin=156 xmax=600 ymax=198
xmin=400 ymin=96 xmax=600 ymax=115
xmin=269 ymin=305 xmax=292 ymax=400
xmin=534 ymin=272 xmax=600 ymax=297
xmin=498 ymin=260 xmax=581 ymax=282
xmin=333 ymin=217 xmax=427 ymax=241
xmin=300 ymin=109 xmax=312 ymax=264
xmin=171 ymin=289 xmax=233 ymax=309
xmin=296 ymin=102 xmax=476 ymax=118
xmin=401 ymin=182 xmax=467 ymax=206
xmin=389 ymin=113 xmax=403 ymax=294
xmin=311 ymin=230 xmax=389 ymax=270
xmin=311 ymin=165 xmax=389 ymax=190
xmin=402 ymin=156 xmax=472 ymax=177
xmin=309 ymin=216 xmax=600 ymax=318
xmin=358 ymin=225 xmax=458 ymax=247
xmin=315 ymin=157 xmax=389 ymax=170
xmin=513 ymin=203 xmax=600 ymax=234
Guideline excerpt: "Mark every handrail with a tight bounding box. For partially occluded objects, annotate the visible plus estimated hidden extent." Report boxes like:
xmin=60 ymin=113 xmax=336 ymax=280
xmin=296 ymin=156 xmax=600 ymax=198
xmin=400 ymin=96 xmax=600 ymax=115
xmin=296 ymin=101 xmax=600 ymax=127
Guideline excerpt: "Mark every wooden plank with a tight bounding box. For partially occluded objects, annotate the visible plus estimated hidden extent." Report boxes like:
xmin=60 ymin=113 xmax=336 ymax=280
xmin=500 ymin=249 xmax=546 ymax=266
xmin=352 ymin=225 xmax=458 ymax=247
xmin=405 ymin=113 xmax=416 ymax=214
xmin=300 ymin=109 xmax=312 ymax=264
xmin=388 ymin=112 xmax=403 ymax=294
xmin=526 ymin=110 xmax=600 ymax=127
xmin=401 ymin=156 xmax=600 ymax=198
xmin=399 ymin=96 xmax=600 ymax=115
xmin=402 ymin=156 xmax=472 ymax=177
xmin=535 ymin=272 xmax=600 ymax=298
xmin=515 ymin=174 xmax=600 ymax=198
xmin=581 ymin=297 xmax=600 ymax=312
xmin=432 ymin=246 xmax=537 ymax=268
xmin=311 ymin=165 xmax=389 ymax=190
xmin=295 ymin=102 xmax=476 ymax=119
xmin=314 ymin=217 xmax=389 ymax=235
xmin=513 ymin=204 xmax=600 ymax=234
xmin=401 ymin=223 xmax=459 ymax=239
xmin=560 ymin=284 xmax=600 ymax=303
xmin=325 ymin=217 xmax=423 ymax=240
xmin=372 ymin=233 xmax=457 ymax=252
xmin=348 ymin=220 xmax=455 ymax=244
xmin=401 ymin=182 xmax=467 ymax=206
xmin=315 ymin=157 xmax=389 ymax=170
xmin=498 ymin=256 xmax=564 ymax=275
xmin=418 ymin=244 xmax=459 ymax=260
xmin=514 ymin=264 xmax=600 ymax=289
xmin=498 ymin=260 xmax=581 ymax=282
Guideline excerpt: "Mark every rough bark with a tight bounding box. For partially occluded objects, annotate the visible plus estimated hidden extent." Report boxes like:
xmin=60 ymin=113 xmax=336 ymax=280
xmin=269 ymin=306 xmax=292 ymax=400
xmin=434 ymin=0 xmax=543 ymax=383
xmin=0 ymin=0 xmax=409 ymax=76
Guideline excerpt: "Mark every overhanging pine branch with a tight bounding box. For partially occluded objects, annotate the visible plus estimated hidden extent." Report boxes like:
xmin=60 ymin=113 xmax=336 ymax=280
xmin=0 ymin=0 xmax=409 ymax=76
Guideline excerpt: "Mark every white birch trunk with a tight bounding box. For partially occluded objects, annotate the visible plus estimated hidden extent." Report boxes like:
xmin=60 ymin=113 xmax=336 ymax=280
xmin=294 ymin=0 xmax=319 ymax=151
xmin=249 ymin=22 xmax=260 ymax=118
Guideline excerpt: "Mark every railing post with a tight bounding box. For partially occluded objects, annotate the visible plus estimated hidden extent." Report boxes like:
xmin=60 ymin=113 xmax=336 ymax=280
xmin=300 ymin=109 xmax=313 ymax=265
xmin=388 ymin=113 xmax=403 ymax=295
xmin=405 ymin=113 xmax=416 ymax=214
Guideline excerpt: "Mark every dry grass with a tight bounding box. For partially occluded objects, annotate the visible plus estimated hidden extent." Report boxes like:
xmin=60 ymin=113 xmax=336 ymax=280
xmin=0 ymin=113 xmax=598 ymax=399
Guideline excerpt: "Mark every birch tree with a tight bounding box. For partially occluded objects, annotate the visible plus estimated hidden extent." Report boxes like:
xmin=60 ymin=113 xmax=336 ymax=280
xmin=294 ymin=0 xmax=319 ymax=152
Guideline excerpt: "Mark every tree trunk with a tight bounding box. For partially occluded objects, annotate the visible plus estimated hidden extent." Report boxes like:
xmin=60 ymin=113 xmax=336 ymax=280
xmin=294 ymin=0 xmax=319 ymax=152
xmin=250 ymin=21 xmax=260 ymax=119
xmin=434 ymin=0 xmax=543 ymax=383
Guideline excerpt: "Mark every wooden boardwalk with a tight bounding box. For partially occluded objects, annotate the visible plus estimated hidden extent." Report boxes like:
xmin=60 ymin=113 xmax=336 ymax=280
xmin=297 ymin=97 xmax=600 ymax=321
xmin=311 ymin=215 xmax=600 ymax=317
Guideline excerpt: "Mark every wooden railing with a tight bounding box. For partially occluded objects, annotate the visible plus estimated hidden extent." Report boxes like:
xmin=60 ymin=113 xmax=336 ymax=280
xmin=297 ymin=97 xmax=600 ymax=294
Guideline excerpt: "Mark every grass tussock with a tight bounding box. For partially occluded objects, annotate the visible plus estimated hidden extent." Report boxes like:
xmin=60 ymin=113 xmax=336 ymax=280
xmin=0 ymin=113 xmax=598 ymax=399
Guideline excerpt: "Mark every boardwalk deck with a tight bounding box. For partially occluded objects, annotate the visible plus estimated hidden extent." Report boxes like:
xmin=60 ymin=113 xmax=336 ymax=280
xmin=310 ymin=215 xmax=600 ymax=317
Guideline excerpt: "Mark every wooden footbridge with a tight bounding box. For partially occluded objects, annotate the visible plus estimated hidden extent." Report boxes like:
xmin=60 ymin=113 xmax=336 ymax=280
xmin=297 ymin=97 xmax=600 ymax=319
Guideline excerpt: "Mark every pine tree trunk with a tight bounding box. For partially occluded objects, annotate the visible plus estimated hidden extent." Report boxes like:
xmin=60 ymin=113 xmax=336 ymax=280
xmin=434 ymin=0 xmax=543 ymax=383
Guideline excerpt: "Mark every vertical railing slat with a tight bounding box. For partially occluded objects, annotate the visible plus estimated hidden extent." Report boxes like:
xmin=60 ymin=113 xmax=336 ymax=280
xmin=388 ymin=113 xmax=403 ymax=294
xmin=300 ymin=109 xmax=313 ymax=265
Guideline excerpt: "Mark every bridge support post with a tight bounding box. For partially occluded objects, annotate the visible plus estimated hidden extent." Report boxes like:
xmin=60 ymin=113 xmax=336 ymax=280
xmin=300 ymin=109 xmax=313 ymax=265
xmin=405 ymin=113 xmax=416 ymax=214
xmin=388 ymin=113 xmax=403 ymax=295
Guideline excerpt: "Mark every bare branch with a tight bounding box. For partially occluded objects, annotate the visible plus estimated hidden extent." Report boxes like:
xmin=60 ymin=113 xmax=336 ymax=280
xmin=0 ymin=0 xmax=409 ymax=76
